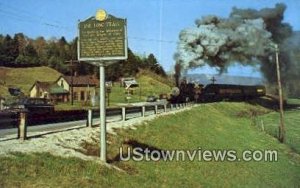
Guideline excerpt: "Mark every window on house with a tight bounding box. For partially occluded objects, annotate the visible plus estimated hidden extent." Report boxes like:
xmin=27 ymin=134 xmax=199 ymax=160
xmin=87 ymin=91 xmax=91 ymax=100
xmin=80 ymin=91 xmax=85 ymax=101
xmin=73 ymin=92 xmax=78 ymax=101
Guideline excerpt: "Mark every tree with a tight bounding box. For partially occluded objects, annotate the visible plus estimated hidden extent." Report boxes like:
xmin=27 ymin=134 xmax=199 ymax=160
xmin=24 ymin=43 xmax=39 ymax=65
xmin=33 ymin=36 xmax=48 ymax=65
xmin=0 ymin=33 xmax=168 ymax=80
xmin=14 ymin=33 xmax=27 ymax=56
xmin=145 ymin=53 xmax=166 ymax=77
xmin=48 ymin=55 xmax=67 ymax=73
xmin=69 ymin=37 xmax=78 ymax=60
xmin=0 ymin=35 xmax=19 ymax=64
xmin=57 ymin=36 xmax=69 ymax=60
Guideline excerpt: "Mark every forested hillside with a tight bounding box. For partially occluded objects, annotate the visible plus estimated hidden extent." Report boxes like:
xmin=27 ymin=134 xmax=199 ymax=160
xmin=0 ymin=34 xmax=167 ymax=80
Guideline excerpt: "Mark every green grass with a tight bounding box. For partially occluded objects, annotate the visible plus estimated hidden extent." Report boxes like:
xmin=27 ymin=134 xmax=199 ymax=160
xmin=108 ymin=71 xmax=172 ymax=105
xmin=0 ymin=66 xmax=61 ymax=97
xmin=288 ymin=98 xmax=300 ymax=106
xmin=1 ymin=102 xmax=300 ymax=187
xmin=54 ymin=101 xmax=99 ymax=111
xmin=258 ymin=109 xmax=300 ymax=154
xmin=108 ymin=76 xmax=172 ymax=106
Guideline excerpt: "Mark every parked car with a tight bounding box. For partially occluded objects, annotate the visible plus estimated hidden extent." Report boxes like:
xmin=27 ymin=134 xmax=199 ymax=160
xmin=146 ymin=95 xmax=158 ymax=102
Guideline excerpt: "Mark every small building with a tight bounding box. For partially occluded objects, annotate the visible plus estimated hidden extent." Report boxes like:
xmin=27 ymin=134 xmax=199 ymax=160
xmin=56 ymin=75 xmax=98 ymax=102
xmin=120 ymin=77 xmax=139 ymax=89
xmin=29 ymin=81 xmax=69 ymax=102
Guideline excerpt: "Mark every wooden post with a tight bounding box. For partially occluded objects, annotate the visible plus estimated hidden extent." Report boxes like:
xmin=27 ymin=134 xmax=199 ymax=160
xmin=18 ymin=112 xmax=27 ymax=141
xmin=164 ymin=104 xmax=167 ymax=112
xmin=87 ymin=109 xmax=93 ymax=128
xmin=122 ymin=107 xmax=126 ymax=121
xmin=155 ymin=105 xmax=158 ymax=114
xmin=261 ymin=120 xmax=265 ymax=132
xmin=142 ymin=106 xmax=145 ymax=117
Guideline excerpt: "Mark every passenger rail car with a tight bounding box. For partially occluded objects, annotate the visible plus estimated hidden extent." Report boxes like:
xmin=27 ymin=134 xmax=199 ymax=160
xmin=202 ymin=84 xmax=266 ymax=101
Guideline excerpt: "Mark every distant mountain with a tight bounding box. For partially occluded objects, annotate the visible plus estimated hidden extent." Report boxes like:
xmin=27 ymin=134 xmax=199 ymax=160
xmin=186 ymin=74 xmax=264 ymax=86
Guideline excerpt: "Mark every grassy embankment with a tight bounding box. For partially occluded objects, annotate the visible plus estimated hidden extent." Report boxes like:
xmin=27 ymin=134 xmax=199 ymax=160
xmin=257 ymin=98 xmax=300 ymax=154
xmin=0 ymin=102 xmax=299 ymax=187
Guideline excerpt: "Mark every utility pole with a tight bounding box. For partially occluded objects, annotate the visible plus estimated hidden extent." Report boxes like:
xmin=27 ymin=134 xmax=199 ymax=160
xmin=139 ymin=85 xmax=142 ymax=100
xmin=66 ymin=60 xmax=79 ymax=106
xmin=275 ymin=44 xmax=285 ymax=143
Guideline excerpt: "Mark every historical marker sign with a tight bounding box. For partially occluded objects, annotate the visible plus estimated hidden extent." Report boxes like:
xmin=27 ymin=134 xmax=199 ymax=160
xmin=77 ymin=10 xmax=128 ymax=163
xmin=78 ymin=14 xmax=127 ymax=61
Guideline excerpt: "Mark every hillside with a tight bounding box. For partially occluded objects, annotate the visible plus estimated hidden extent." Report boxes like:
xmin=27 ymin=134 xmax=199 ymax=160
xmin=0 ymin=66 xmax=173 ymax=108
xmin=135 ymin=69 xmax=173 ymax=97
xmin=95 ymin=70 xmax=173 ymax=106
xmin=0 ymin=66 xmax=62 ymax=97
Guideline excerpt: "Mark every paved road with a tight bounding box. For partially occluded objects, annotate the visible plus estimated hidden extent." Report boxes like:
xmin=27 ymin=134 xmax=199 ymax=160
xmin=0 ymin=115 xmax=123 ymax=138
xmin=0 ymin=119 xmax=88 ymax=138
xmin=0 ymin=101 xmax=173 ymax=139
xmin=116 ymin=100 xmax=168 ymax=107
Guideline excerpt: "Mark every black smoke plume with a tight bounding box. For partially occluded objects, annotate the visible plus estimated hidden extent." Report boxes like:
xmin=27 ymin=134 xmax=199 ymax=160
xmin=174 ymin=3 xmax=300 ymax=97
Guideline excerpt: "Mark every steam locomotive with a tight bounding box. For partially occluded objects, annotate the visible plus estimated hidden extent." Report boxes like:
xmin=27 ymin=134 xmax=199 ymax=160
xmin=169 ymin=83 xmax=266 ymax=103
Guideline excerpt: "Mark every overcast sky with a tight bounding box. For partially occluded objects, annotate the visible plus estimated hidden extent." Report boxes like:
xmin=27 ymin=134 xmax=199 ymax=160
xmin=0 ymin=0 xmax=299 ymax=77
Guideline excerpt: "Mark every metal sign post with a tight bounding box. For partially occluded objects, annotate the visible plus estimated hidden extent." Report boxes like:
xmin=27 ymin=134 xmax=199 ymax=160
xmin=99 ymin=63 xmax=106 ymax=161
xmin=78 ymin=9 xmax=128 ymax=163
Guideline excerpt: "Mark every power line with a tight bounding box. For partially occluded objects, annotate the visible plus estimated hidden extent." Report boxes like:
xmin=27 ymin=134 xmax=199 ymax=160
xmin=128 ymin=36 xmax=177 ymax=44
xmin=0 ymin=5 xmax=73 ymax=31
xmin=0 ymin=2 xmax=64 ymax=26
xmin=0 ymin=4 xmax=220 ymax=45
xmin=0 ymin=7 xmax=175 ymax=43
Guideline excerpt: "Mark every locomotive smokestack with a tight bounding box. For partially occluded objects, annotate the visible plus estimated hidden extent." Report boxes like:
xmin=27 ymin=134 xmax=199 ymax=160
xmin=174 ymin=62 xmax=181 ymax=87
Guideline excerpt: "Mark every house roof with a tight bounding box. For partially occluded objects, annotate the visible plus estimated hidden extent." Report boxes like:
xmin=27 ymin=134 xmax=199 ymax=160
xmin=61 ymin=75 xmax=99 ymax=87
xmin=49 ymin=85 xmax=69 ymax=94
xmin=29 ymin=81 xmax=68 ymax=94
xmin=124 ymin=80 xmax=139 ymax=89
xmin=36 ymin=81 xmax=53 ymax=90
xmin=29 ymin=81 xmax=53 ymax=92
